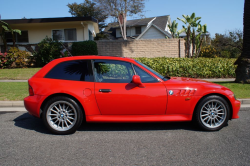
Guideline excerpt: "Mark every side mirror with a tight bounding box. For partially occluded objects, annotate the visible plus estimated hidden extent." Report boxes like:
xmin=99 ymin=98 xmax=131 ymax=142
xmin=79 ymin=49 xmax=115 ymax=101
xmin=132 ymin=75 xmax=145 ymax=88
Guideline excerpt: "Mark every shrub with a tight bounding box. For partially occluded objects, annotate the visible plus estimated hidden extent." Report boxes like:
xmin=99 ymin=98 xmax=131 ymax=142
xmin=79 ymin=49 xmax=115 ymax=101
xmin=8 ymin=47 xmax=31 ymax=68
xmin=134 ymin=57 xmax=236 ymax=78
xmin=200 ymin=45 xmax=218 ymax=58
xmin=71 ymin=41 xmax=98 ymax=56
xmin=0 ymin=52 xmax=14 ymax=69
xmin=34 ymin=36 xmax=63 ymax=67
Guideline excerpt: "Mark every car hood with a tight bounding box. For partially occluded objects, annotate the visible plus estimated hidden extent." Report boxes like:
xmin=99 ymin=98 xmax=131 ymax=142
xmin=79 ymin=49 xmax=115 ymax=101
xmin=163 ymin=77 xmax=232 ymax=95
xmin=165 ymin=77 xmax=218 ymax=84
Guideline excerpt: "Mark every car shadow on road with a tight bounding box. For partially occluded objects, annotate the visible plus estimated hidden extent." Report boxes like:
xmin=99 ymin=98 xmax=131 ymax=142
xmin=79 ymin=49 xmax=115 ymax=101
xmin=14 ymin=113 xmax=201 ymax=134
xmin=13 ymin=112 xmax=51 ymax=134
xmin=78 ymin=121 xmax=200 ymax=132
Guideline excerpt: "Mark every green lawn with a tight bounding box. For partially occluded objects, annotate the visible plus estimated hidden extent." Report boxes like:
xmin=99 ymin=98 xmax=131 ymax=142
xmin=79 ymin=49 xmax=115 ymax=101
xmin=0 ymin=82 xmax=28 ymax=101
xmin=214 ymin=81 xmax=250 ymax=99
xmin=0 ymin=68 xmax=41 ymax=80
xmin=0 ymin=81 xmax=249 ymax=101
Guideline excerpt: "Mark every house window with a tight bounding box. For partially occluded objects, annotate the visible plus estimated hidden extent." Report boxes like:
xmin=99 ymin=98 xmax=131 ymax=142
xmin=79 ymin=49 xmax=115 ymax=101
xmin=17 ymin=31 xmax=29 ymax=43
xmin=64 ymin=29 xmax=76 ymax=41
xmin=52 ymin=29 xmax=77 ymax=41
xmin=5 ymin=32 xmax=13 ymax=43
xmin=5 ymin=31 xmax=29 ymax=43
xmin=135 ymin=27 xmax=141 ymax=35
xmin=89 ymin=30 xmax=93 ymax=40
xmin=52 ymin=30 xmax=64 ymax=41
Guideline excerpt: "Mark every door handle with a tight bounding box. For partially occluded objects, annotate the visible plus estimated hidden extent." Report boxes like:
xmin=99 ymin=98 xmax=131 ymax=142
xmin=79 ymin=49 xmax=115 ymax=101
xmin=99 ymin=89 xmax=112 ymax=92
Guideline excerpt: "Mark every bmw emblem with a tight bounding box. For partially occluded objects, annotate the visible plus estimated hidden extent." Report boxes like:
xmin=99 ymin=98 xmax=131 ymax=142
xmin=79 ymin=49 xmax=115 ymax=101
xmin=169 ymin=90 xmax=174 ymax=95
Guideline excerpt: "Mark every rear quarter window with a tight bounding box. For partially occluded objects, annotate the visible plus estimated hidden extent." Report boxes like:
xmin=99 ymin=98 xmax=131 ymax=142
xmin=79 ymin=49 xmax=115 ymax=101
xmin=45 ymin=60 xmax=94 ymax=82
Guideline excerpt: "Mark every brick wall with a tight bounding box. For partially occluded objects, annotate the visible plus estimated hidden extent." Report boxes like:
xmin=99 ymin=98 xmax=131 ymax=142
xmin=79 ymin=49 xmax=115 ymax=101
xmin=96 ymin=38 xmax=185 ymax=58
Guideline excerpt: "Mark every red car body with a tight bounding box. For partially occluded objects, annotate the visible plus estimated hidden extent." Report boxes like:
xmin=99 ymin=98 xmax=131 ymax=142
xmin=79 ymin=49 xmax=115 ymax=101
xmin=24 ymin=56 xmax=240 ymax=133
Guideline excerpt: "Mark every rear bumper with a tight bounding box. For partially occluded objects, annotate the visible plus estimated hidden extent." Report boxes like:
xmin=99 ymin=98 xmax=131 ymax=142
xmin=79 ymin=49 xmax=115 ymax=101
xmin=24 ymin=95 xmax=46 ymax=118
xmin=231 ymin=99 xmax=241 ymax=119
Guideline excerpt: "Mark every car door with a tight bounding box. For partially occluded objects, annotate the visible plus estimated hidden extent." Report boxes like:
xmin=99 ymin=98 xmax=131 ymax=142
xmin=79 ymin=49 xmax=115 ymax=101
xmin=94 ymin=59 xmax=167 ymax=115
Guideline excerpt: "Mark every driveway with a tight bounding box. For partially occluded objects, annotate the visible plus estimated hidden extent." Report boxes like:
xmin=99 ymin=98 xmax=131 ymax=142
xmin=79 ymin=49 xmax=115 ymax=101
xmin=0 ymin=108 xmax=249 ymax=165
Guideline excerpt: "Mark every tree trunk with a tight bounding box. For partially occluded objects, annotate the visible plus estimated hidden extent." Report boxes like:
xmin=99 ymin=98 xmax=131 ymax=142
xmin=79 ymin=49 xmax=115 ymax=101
xmin=235 ymin=0 xmax=250 ymax=83
xmin=12 ymin=33 xmax=16 ymax=48
xmin=123 ymin=13 xmax=127 ymax=40
xmin=196 ymin=36 xmax=204 ymax=58
xmin=186 ymin=27 xmax=191 ymax=58
xmin=192 ymin=29 xmax=196 ymax=57
xmin=118 ymin=14 xmax=125 ymax=39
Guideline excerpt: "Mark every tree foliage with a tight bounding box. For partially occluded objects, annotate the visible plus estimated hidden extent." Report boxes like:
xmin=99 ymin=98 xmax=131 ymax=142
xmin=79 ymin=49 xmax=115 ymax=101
xmin=34 ymin=37 xmax=63 ymax=67
xmin=195 ymin=24 xmax=207 ymax=57
xmin=93 ymin=0 xmax=146 ymax=40
xmin=168 ymin=20 xmax=179 ymax=38
xmin=0 ymin=21 xmax=21 ymax=51
xmin=211 ymin=30 xmax=242 ymax=58
xmin=67 ymin=0 xmax=108 ymax=31
xmin=177 ymin=13 xmax=202 ymax=58
xmin=177 ymin=13 xmax=208 ymax=58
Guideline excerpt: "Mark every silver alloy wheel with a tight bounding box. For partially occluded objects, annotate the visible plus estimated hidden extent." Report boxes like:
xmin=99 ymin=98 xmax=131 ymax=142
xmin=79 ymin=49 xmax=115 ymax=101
xmin=46 ymin=101 xmax=77 ymax=131
xmin=200 ymin=99 xmax=227 ymax=129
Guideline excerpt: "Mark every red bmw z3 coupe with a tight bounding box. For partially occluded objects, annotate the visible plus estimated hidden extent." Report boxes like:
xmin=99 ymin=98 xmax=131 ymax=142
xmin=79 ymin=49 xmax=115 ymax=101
xmin=24 ymin=56 xmax=241 ymax=134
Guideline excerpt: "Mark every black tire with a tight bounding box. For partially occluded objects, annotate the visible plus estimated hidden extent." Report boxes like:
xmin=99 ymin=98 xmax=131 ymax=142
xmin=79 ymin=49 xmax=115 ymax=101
xmin=193 ymin=95 xmax=230 ymax=131
xmin=42 ymin=96 xmax=83 ymax=135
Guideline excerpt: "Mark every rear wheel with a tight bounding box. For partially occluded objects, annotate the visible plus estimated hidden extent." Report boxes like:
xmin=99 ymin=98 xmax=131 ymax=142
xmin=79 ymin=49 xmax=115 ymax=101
xmin=42 ymin=96 xmax=83 ymax=135
xmin=194 ymin=95 xmax=229 ymax=131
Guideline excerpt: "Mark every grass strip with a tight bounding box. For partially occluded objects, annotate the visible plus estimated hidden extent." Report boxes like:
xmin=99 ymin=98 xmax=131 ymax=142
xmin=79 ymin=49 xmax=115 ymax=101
xmin=0 ymin=82 xmax=28 ymax=101
xmin=0 ymin=68 xmax=41 ymax=80
xmin=214 ymin=81 xmax=250 ymax=99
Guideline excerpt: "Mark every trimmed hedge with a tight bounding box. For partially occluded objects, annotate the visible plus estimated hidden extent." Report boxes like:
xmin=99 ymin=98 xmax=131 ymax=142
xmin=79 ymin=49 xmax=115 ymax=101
xmin=134 ymin=57 xmax=237 ymax=78
xmin=71 ymin=41 xmax=98 ymax=56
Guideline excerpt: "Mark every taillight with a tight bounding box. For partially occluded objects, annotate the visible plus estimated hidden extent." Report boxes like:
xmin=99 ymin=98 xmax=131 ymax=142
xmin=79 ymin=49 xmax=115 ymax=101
xmin=29 ymin=85 xmax=34 ymax=96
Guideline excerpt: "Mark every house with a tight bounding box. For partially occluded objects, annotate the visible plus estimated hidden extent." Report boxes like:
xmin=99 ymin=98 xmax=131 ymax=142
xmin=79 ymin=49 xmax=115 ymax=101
xmin=0 ymin=16 xmax=99 ymax=52
xmin=104 ymin=15 xmax=172 ymax=40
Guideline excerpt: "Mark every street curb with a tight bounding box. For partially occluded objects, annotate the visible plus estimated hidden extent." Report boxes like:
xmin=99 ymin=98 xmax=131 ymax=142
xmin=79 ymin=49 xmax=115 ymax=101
xmin=239 ymin=99 xmax=250 ymax=104
xmin=0 ymin=80 xmax=27 ymax=82
xmin=0 ymin=101 xmax=24 ymax=107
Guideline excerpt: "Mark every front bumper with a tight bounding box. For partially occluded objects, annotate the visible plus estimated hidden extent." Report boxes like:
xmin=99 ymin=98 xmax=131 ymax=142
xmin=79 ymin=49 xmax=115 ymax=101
xmin=231 ymin=99 xmax=241 ymax=119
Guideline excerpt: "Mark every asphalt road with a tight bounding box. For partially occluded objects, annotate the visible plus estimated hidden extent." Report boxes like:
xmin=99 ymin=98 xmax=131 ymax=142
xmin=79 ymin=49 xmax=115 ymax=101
xmin=0 ymin=108 xmax=249 ymax=166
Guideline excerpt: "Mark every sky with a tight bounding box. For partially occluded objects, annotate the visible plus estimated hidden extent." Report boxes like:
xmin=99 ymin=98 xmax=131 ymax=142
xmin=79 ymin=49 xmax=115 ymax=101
xmin=0 ymin=0 xmax=244 ymax=38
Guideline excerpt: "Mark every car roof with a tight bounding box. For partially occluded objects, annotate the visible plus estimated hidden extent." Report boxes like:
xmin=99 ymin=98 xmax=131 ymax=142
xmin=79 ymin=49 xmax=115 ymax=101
xmin=52 ymin=55 xmax=135 ymax=63
xmin=31 ymin=55 xmax=136 ymax=78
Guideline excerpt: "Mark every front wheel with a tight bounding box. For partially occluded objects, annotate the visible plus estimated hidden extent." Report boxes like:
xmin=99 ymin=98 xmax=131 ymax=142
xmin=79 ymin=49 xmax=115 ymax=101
xmin=42 ymin=96 xmax=83 ymax=135
xmin=193 ymin=95 xmax=230 ymax=131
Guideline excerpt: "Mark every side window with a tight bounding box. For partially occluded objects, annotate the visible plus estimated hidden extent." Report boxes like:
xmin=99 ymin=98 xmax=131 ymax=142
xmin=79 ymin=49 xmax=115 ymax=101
xmin=45 ymin=60 xmax=94 ymax=82
xmin=133 ymin=65 xmax=158 ymax=83
xmin=94 ymin=60 xmax=134 ymax=83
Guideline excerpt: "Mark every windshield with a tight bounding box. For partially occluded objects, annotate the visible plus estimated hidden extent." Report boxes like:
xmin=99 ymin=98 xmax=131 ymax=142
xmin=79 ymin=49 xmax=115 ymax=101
xmin=135 ymin=60 xmax=169 ymax=81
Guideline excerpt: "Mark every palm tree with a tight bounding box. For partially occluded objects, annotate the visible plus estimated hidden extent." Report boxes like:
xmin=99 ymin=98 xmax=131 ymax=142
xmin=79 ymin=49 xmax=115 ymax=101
xmin=177 ymin=13 xmax=201 ymax=58
xmin=235 ymin=0 xmax=250 ymax=83
xmin=195 ymin=24 xmax=207 ymax=58
xmin=168 ymin=20 xmax=178 ymax=38
xmin=0 ymin=21 xmax=21 ymax=51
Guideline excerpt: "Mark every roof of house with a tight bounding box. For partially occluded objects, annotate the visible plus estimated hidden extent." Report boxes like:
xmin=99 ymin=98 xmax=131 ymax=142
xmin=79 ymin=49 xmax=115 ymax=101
xmin=179 ymin=31 xmax=210 ymax=37
xmin=104 ymin=15 xmax=170 ymax=35
xmin=136 ymin=24 xmax=172 ymax=39
xmin=1 ymin=16 xmax=98 ymax=24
